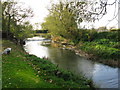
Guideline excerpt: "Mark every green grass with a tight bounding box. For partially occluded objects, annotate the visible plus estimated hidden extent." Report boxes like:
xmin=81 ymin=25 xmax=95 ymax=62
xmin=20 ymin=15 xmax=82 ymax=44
xmin=80 ymin=42 xmax=120 ymax=59
xmin=78 ymin=31 xmax=120 ymax=60
xmin=2 ymin=39 xmax=92 ymax=88
xmin=2 ymin=40 xmax=60 ymax=88
xmin=26 ymin=55 xmax=92 ymax=88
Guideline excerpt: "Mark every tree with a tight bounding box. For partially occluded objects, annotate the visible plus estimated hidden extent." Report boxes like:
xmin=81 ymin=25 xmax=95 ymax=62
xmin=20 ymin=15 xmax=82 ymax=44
xmin=87 ymin=0 xmax=119 ymax=20
xmin=2 ymin=0 xmax=34 ymax=40
xmin=42 ymin=0 xmax=93 ymax=42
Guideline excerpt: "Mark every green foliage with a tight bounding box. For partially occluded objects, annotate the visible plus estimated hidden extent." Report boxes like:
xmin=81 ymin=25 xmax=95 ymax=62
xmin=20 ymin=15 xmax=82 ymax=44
xmin=80 ymin=42 xmax=120 ymax=59
xmin=41 ymin=0 xmax=93 ymax=43
xmin=3 ymin=40 xmax=91 ymax=88
xmin=77 ymin=30 xmax=119 ymax=43
xmin=78 ymin=29 xmax=97 ymax=41
xmin=42 ymin=2 xmax=78 ymax=39
xmin=112 ymin=43 xmax=120 ymax=49
xmin=95 ymin=31 xmax=119 ymax=41
xmin=43 ymin=33 xmax=51 ymax=39
xmin=26 ymin=55 xmax=91 ymax=88
xmin=2 ymin=40 xmax=59 ymax=88
xmin=2 ymin=0 xmax=34 ymax=40
xmin=94 ymin=39 xmax=118 ymax=47
xmin=78 ymin=30 xmax=120 ymax=60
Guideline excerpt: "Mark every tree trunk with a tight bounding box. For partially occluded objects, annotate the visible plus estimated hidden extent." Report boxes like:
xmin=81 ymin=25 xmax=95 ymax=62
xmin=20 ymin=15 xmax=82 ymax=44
xmin=7 ymin=14 xmax=10 ymax=39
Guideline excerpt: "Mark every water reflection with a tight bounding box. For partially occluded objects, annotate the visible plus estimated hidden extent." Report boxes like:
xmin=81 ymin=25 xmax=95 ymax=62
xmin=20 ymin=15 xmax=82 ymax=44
xmin=24 ymin=41 xmax=49 ymax=58
xmin=92 ymin=64 xmax=118 ymax=88
xmin=24 ymin=38 xmax=119 ymax=88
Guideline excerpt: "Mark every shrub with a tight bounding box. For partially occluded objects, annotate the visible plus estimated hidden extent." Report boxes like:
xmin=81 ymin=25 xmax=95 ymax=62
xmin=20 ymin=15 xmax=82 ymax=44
xmin=95 ymin=31 xmax=119 ymax=41
xmin=25 ymin=55 xmax=90 ymax=88
xmin=112 ymin=43 xmax=120 ymax=49
xmin=80 ymin=43 xmax=120 ymax=59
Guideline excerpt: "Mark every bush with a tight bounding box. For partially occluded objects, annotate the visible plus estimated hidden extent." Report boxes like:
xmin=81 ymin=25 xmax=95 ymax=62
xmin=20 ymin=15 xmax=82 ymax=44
xmin=25 ymin=55 xmax=91 ymax=88
xmin=95 ymin=31 xmax=119 ymax=41
xmin=80 ymin=43 xmax=120 ymax=59
xmin=112 ymin=42 xmax=120 ymax=49
xmin=94 ymin=39 xmax=118 ymax=47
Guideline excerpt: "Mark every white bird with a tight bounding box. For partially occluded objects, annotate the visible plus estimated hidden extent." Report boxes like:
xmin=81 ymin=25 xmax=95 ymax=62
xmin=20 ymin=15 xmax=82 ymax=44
xmin=2 ymin=48 xmax=12 ymax=54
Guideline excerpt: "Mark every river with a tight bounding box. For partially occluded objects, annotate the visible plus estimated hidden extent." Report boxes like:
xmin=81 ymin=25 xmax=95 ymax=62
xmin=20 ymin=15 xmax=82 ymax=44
xmin=24 ymin=37 xmax=119 ymax=88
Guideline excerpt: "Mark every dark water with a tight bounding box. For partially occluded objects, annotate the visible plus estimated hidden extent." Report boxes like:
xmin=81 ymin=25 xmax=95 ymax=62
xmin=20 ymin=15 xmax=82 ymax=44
xmin=24 ymin=37 xmax=119 ymax=88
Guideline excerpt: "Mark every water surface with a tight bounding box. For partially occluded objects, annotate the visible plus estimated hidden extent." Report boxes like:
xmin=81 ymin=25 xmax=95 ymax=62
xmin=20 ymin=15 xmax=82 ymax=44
xmin=24 ymin=37 xmax=119 ymax=88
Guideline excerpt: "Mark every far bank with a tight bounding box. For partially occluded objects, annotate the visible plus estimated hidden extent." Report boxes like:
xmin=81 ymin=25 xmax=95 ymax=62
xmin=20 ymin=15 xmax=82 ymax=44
xmin=45 ymin=30 xmax=120 ymax=67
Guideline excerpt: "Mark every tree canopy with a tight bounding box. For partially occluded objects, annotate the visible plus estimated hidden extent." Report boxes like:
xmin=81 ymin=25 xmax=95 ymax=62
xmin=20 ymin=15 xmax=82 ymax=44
xmin=42 ymin=0 xmax=94 ymax=41
xmin=2 ymin=0 xmax=34 ymax=40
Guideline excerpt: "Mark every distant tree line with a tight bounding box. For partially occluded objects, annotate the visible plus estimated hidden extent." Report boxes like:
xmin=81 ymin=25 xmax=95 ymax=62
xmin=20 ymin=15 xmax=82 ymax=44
xmin=35 ymin=30 xmax=48 ymax=33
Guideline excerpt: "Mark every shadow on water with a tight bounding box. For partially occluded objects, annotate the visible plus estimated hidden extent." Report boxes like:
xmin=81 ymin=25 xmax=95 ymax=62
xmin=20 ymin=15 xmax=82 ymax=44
xmin=24 ymin=37 xmax=120 ymax=88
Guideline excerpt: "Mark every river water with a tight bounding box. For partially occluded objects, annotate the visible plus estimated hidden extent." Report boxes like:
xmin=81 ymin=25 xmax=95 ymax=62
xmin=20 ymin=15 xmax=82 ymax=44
xmin=24 ymin=37 xmax=119 ymax=88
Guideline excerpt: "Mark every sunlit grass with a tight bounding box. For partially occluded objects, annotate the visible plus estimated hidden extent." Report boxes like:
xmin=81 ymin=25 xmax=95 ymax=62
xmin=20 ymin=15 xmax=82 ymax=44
xmin=2 ymin=39 xmax=60 ymax=88
xmin=2 ymin=39 xmax=92 ymax=88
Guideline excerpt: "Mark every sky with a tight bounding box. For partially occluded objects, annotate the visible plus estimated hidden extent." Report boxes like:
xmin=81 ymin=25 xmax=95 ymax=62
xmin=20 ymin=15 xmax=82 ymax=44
xmin=16 ymin=0 xmax=119 ymax=29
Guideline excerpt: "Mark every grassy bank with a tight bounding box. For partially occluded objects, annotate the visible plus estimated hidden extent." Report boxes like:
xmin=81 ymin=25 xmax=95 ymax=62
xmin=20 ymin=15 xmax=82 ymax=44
xmin=2 ymin=39 xmax=92 ymax=88
xmin=50 ymin=31 xmax=120 ymax=67
xmin=78 ymin=31 xmax=120 ymax=67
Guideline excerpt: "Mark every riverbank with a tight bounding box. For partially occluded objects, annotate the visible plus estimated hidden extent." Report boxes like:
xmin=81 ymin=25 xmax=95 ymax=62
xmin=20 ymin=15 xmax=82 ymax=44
xmin=50 ymin=42 xmax=119 ymax=68
xmin=50 ymin=32 xmax=119 ymax=68
xmin=2 ymin=39 xmax=93 ymax=88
